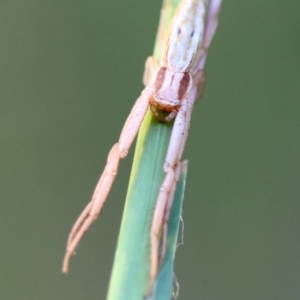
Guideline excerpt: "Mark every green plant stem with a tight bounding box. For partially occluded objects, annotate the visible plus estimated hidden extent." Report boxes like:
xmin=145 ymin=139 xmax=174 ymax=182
xmin=107 ymin=1 xmax=184 ymax=299
xmin=107 ymin=111 xmax=173 ymax=299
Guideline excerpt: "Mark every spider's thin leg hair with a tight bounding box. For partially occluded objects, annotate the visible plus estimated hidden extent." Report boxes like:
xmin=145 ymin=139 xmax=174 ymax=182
xmin=62 ymin=88 xmax=152 ymax=273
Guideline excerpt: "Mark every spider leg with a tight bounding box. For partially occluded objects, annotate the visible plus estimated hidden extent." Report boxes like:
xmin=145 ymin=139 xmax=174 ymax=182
xmin=62 ymin=88 xmax=152 ymax=273
xmin=160 ymin=161 xmax=186 ymax=260
xmin=148 ymin=69 xmax=206 ymax=289
xmin=148 ymin=93 xmax=195 ymax=288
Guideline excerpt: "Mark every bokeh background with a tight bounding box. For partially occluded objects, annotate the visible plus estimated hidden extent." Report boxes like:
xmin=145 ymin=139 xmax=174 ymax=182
xmin=1 ymin=1 xmax=299 ymax=299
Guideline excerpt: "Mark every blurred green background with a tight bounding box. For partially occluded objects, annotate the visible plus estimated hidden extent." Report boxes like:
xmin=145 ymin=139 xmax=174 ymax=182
xmin=1 ymin=1 xmax=299 ymax=299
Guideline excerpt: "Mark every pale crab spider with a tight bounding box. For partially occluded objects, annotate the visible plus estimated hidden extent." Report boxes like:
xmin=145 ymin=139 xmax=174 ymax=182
xmin=63 ymin=0 xmax=221 ymax=285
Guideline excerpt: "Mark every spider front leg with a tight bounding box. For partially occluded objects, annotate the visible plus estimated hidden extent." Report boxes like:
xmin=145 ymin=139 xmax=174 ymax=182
xmin=62 ymin=87 xmax=152 ymax=273
xmin=149 ymin=94 xmax=195 ymax=286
